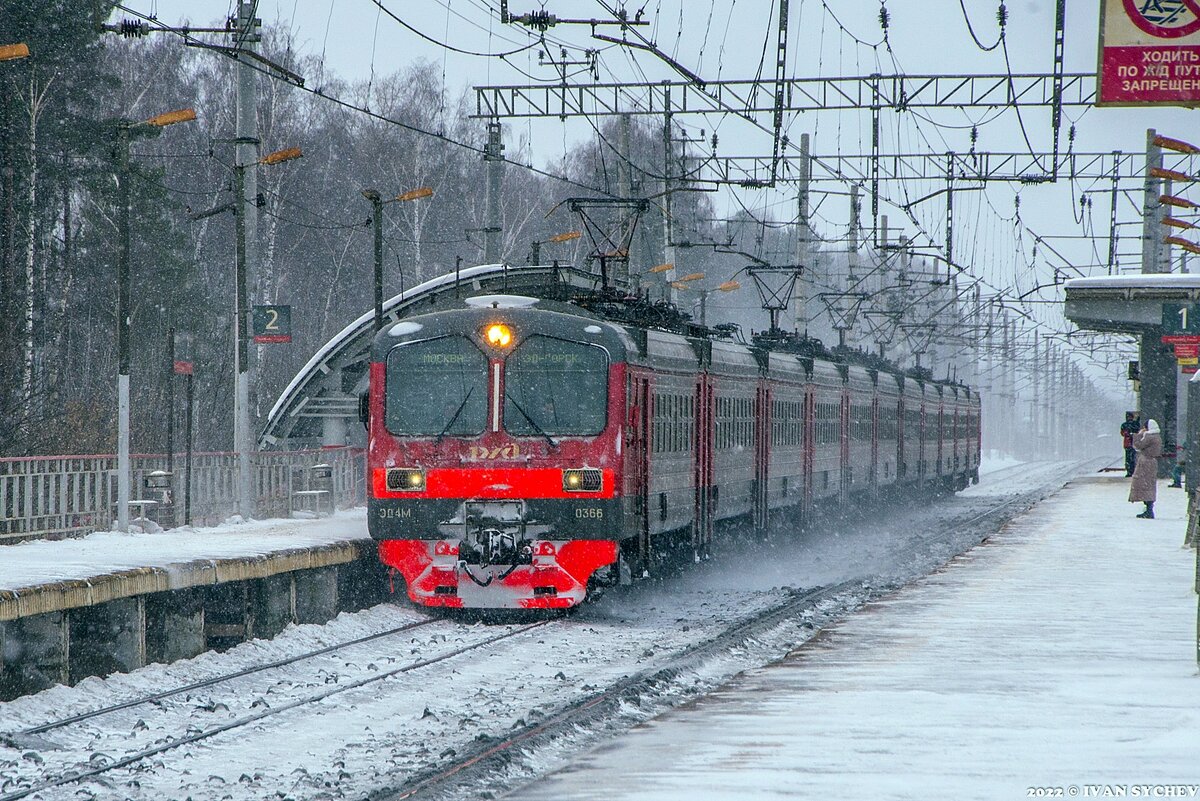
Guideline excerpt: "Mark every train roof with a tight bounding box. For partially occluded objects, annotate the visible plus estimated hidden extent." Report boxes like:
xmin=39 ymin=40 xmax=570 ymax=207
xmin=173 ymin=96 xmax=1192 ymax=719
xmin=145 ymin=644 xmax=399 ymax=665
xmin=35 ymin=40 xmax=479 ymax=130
xmin=369 ymin=284 xmax=975 ymax=397
xmin=370 ymin=296 xmax=635 ymax=361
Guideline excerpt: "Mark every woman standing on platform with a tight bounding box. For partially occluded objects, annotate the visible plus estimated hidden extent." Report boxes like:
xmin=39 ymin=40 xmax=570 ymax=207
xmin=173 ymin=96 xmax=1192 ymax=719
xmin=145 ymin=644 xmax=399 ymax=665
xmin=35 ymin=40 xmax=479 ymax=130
xmin=1129 ymin=419 xmax=1162 ymax=519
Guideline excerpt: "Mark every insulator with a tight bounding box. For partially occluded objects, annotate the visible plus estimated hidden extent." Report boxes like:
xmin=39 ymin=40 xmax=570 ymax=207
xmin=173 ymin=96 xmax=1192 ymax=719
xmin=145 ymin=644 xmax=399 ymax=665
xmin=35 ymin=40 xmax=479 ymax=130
xmin=878 ymin=4 xmax=890 ymax=30
xmin=997 ymin=3 xmax=1008 ymax=27
xmin=970 ymin=126 xmax=978 ymax=145
xmin=1068 ymin=124 xmax=1076 ymax=142
xmin=120 ymin=19 xmax=149 ymax=38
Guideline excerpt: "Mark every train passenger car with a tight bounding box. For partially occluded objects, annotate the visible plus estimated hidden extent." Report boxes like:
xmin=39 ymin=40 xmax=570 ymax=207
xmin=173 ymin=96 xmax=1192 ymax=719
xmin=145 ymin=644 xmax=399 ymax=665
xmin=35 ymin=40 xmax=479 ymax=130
xmin=846 ymin=365 xmax=874 ymax=496
xmin=877 ymin=373 xmax=902 ymax=490
xmin=762 ymin=352 xmax=808 ymax=519
xmin=365 ymin=292 xmax=981 ymax=610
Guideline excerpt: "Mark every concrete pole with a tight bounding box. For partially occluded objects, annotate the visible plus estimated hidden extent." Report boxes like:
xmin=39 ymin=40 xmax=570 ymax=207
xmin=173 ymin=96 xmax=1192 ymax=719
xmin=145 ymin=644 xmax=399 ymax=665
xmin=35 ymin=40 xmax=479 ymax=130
xmin=364 ymin=191 xmax=385 ymax=331
xmin=1186 ymin=371 xmax=1200 ymax=496
xmin=116 ymin=125 xmax=131 ymax=532
xmin=618 ymin=113 xmax=633 ymax=287
xmin=1045 ymin=340 xmax=1053 ymax=459
xmin=794 ymin=132 xmax=811 ymax=332
xmin=233 ymin=1 xmax=259 ymax=520
xmin=1139 ymin=128 xmax=1176 ymax=473
xmin=1143 ymin=128 xmax=1164 ymax=275
xmin=661 ymin=95 xmax=676 ymax=304
xmin=1032 ymin=331 xmax=1040 ymax=458
xmin=1003 ymin=315 xmax=1012 ymax=455
xmin=484 ymin=120 xmax=504 ymax=264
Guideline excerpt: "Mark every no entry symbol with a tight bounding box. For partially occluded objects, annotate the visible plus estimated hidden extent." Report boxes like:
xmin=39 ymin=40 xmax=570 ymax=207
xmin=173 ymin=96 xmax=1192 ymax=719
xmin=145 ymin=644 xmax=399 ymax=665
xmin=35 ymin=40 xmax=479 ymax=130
xmin=1124 ymin=0 xmax=1200 ymax=38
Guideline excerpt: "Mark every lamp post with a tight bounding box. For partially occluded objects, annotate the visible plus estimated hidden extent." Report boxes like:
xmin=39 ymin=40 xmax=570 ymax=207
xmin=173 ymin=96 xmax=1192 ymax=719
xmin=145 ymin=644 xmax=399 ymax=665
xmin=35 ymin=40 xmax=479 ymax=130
xmin=529 ymin=230 xmax=581 ymax=265
xmin=361 ymin=186 xmax=434 ymax=331
xmin=115 ymin=108 xmax=196 ymax=532
xmin=669 ymin=274 xmax=740 ymax=327
xmin=233 ymin=145 xmax=302 ymax=519
xmin=0 ymin=43 xmax=30 ymax=62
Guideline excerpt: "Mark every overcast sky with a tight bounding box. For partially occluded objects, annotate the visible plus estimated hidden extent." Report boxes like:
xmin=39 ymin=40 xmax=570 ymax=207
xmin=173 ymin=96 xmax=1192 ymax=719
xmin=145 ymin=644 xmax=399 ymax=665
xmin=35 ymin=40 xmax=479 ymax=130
xmin=109 ymin=0 xmax=1200 ymax=386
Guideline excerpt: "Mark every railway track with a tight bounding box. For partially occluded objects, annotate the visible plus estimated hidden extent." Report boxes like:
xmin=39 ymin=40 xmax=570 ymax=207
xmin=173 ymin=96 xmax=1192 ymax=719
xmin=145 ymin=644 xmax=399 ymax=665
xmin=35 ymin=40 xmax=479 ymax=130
xmin=370 ymin=458 xmax=1100 ymax=801
xmin=0 ymin=459 xmax=1099 ymax=801
xmin=16 ymin=617 xmax=442 ymax=737
xmin=0 ymin=620 xmax=553 ymax=801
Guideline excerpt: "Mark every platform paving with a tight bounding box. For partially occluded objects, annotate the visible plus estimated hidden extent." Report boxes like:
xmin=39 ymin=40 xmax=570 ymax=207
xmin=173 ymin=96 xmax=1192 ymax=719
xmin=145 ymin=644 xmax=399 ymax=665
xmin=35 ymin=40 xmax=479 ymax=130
xmin=0 ymin=510 xmax=370 ymax=620
xmin=510 ymin=475 xmax=1200 ymax=801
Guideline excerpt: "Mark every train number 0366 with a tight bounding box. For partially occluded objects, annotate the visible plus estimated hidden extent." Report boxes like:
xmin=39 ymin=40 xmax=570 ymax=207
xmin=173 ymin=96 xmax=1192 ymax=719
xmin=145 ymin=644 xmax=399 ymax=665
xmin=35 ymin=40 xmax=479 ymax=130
xmin=574 ymin=507 xmax=604 ymax=519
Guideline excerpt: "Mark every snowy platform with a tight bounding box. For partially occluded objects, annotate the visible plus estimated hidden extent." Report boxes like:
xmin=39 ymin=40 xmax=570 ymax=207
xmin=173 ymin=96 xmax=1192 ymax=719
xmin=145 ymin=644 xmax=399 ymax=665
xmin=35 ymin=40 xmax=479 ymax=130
xmin=514 ymin=475 xmax=1200 ymax=800
xmin=0 ymin=510 xmax=371 ymax=620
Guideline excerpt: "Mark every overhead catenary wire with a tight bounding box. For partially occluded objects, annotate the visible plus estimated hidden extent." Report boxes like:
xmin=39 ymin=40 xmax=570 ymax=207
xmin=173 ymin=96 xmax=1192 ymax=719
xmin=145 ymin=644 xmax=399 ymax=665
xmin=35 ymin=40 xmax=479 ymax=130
xmin=111 ymin=3 xmax=619 ymax=200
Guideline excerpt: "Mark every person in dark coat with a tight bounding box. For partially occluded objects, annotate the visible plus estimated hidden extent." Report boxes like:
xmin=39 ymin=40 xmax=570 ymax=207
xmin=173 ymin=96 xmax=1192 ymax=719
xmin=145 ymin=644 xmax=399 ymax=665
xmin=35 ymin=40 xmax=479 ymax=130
xmin=1120 ymin=412 xmax=1140 ymax=477
xmin=1129 ymin=419 xmax=1162 ymax=519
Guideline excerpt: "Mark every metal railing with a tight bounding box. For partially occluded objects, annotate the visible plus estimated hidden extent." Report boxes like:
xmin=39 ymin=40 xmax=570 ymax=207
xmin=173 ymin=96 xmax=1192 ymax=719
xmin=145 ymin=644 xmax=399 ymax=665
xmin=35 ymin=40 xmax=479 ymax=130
xmin=0 ymin=448 xmax=366 ymax=543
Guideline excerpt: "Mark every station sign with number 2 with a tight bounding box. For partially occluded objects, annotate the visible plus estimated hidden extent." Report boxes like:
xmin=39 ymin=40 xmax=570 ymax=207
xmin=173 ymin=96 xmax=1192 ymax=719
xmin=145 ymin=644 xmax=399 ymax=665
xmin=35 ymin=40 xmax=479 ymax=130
xmin=253 ymin=304 xmax=292 ymax=344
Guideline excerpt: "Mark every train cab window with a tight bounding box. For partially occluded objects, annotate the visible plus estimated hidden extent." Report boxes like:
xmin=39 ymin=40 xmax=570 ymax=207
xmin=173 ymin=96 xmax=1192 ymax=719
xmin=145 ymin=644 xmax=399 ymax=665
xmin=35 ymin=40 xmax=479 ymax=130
xmin=385 ymin=336 xmax=488 ymax=436
xmin=504 ymin=335 xmax=608 ymax=436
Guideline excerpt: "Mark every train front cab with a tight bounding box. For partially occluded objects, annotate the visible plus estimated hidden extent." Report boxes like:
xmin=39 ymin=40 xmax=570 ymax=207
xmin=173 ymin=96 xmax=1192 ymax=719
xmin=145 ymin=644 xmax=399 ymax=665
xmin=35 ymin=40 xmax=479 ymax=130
xmin=368 ymin=304 xmax=631 ymax=609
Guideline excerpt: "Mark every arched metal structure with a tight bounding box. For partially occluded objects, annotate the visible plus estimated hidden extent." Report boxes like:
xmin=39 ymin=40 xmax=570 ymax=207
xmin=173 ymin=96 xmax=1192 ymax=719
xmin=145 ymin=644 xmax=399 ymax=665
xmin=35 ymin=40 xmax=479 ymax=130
xmin=260 ymin=263 xmax=603 ymax=450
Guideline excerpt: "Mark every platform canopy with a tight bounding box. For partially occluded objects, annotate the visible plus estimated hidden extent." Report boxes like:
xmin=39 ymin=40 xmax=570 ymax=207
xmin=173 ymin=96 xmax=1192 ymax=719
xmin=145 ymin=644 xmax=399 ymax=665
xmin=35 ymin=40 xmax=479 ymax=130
xmin=259 ymin=263 xmax=605 ymax=451
xmin=1063 ymin=274 xmax=1200 ymax=334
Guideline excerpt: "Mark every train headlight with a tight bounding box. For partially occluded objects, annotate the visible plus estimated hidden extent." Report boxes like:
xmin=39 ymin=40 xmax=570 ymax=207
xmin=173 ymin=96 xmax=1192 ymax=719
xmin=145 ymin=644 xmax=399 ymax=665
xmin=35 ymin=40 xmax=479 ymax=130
xmin=386 ymin=467 xmax=426 ymax=492
xmin=484 ymin=323 xmax=513 ymax=348
xmin=562 ymin=468 xmax=602 ymax=492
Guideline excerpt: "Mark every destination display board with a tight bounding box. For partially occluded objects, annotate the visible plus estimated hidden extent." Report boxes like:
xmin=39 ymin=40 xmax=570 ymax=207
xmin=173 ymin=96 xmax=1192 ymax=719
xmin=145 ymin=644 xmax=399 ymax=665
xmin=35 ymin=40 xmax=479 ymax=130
xmin=1099 ymin=0 xmax=1200 ymax=105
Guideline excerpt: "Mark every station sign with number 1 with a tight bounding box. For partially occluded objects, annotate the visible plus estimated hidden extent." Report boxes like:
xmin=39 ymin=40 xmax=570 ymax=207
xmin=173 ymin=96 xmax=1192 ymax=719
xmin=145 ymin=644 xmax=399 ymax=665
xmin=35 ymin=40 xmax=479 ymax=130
xmin=1162 ymin=303 xmax=1200 ymax=336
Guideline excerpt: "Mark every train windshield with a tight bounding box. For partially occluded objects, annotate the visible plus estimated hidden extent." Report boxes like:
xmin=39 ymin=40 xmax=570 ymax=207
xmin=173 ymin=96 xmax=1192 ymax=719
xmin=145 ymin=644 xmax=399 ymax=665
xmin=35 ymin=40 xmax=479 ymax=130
xmin=504 ymin=335 xmax=608 ymax=436
xmin=385 ymin=336 xmax=488 ymax=436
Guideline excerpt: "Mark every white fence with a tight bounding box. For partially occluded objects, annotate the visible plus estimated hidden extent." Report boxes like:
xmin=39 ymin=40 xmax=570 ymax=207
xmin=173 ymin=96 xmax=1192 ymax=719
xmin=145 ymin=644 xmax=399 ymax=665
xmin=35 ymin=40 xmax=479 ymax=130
xmin=0 ymin=448 xmax=366 ymax=542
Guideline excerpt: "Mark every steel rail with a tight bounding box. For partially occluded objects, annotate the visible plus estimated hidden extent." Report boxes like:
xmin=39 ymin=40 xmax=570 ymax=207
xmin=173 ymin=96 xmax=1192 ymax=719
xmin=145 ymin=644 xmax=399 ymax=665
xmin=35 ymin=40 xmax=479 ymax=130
xmin=373 ymin=458 xmax=1103 ymax=801
xmin=0 ymin=621 xmax=553 ymax=801
xmin=17 ymin=618 xmax=443 ymax=736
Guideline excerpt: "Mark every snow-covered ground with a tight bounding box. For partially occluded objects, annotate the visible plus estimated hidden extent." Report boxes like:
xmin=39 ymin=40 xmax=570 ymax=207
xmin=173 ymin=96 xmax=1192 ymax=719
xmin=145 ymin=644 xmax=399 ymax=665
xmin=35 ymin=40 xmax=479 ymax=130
xmin=0 ymin=460 xmax=1092 ymax=800
xmin=0 ymin=509 xmax=368 ymax=591
xmin=510 ymin=474 xmax=1200 ymax=801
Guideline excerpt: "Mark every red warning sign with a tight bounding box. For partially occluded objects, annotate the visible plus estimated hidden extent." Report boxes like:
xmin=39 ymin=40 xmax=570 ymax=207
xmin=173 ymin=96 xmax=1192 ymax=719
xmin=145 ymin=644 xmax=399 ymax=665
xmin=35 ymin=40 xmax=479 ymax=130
xmin=1100 ymin=0 xmax=1200 ymax=105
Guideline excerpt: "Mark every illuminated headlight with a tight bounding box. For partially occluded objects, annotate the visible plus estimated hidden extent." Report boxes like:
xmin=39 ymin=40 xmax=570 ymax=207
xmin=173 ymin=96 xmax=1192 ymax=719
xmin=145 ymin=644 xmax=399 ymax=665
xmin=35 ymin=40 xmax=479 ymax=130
xmin=484 ymin=323 xmax=513 ymax=348
xmin=562 ymin=468 xmax=602 ymax=492
xmin=386 ymin=467 xmax=426 ymax=492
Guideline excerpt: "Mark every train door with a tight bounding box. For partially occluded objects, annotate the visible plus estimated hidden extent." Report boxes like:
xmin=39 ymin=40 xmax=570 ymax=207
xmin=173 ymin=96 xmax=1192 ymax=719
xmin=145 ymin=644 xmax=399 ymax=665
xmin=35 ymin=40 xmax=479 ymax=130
xmin=840 ymin=390 xmax=851 ymax=502
xmin=753 ymin=382 xmax=771 ymax=532
xmin=870 ymin=394 xmax=880 ymax=496
xmin=937 ymin=405 xmax=945 ymax=478
xmin=626 ymin=372 xmax=652 ymax=574
xmin=803 ymin=385 xmax=815 ymax=514
xmin=693 ymin=374 xmax=715 ymax=559
xmin=918 ymin=404 xmax=927 ymax=485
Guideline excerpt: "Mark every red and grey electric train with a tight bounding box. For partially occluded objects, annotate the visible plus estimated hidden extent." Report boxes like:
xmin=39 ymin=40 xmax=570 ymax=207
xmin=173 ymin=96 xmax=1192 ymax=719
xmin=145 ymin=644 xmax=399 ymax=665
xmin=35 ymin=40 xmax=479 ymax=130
xmin=366 ymin=294 xmax=980 ymax=610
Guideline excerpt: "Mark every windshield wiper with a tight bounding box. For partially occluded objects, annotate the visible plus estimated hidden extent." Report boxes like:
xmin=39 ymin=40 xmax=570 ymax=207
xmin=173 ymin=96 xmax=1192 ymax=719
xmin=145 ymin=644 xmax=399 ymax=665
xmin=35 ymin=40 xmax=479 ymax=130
xmin=436 ymin=387 xmax=474 ymax=444
xmin=505 ymin=394 xmax=558 ymax=448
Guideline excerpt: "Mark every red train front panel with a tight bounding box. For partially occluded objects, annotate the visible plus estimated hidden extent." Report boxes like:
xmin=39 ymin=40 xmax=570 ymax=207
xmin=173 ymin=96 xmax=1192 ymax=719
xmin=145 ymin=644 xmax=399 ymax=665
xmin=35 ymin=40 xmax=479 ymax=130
xmin=367 ymin=304 xmax=629 ymax=609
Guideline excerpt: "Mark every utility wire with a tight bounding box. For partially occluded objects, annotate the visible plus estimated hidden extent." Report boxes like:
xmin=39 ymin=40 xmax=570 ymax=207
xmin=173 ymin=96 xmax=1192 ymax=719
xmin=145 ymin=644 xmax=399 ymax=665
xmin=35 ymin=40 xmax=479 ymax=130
xmin=112 ymin=3 xmax=617 ymax=199
xmin=368 ymin=0 xmax=538 ymax=57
